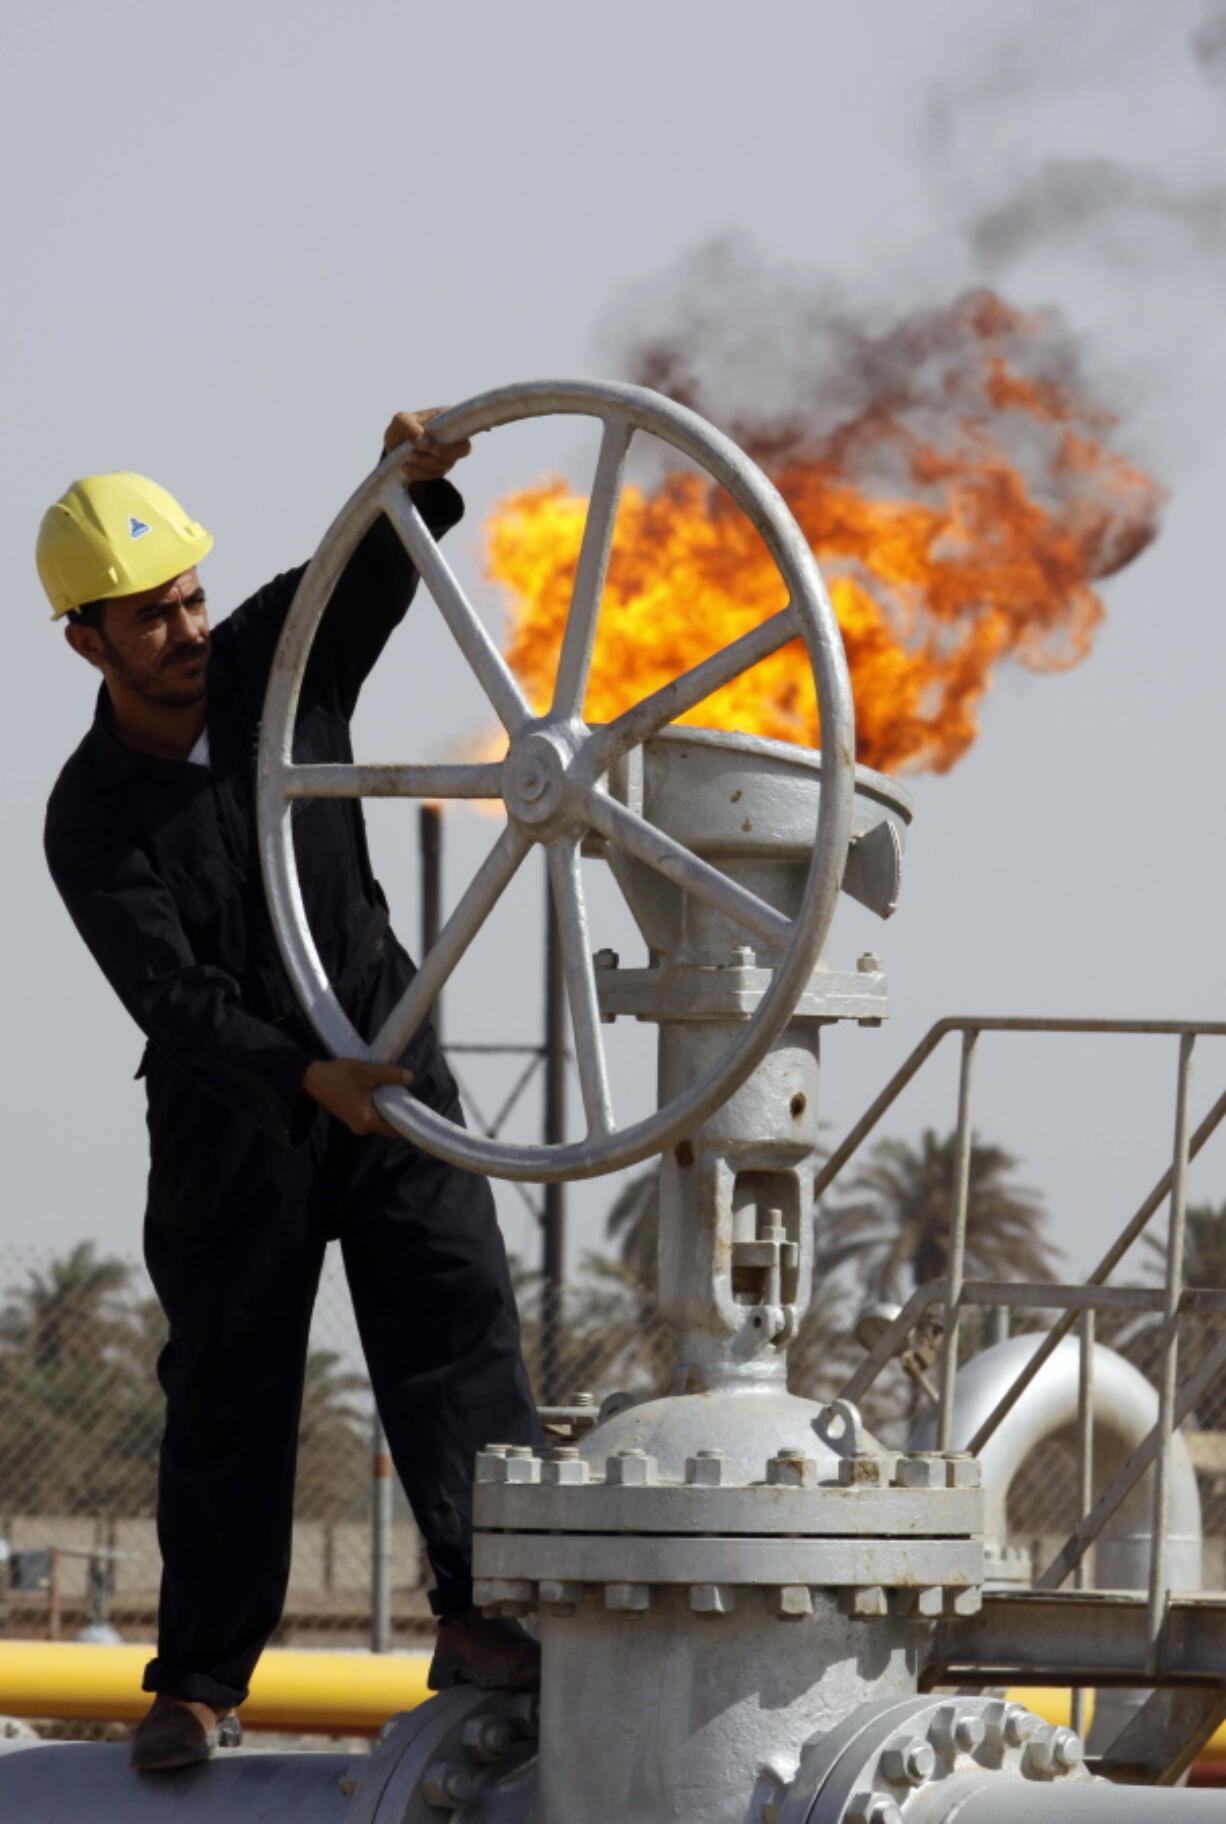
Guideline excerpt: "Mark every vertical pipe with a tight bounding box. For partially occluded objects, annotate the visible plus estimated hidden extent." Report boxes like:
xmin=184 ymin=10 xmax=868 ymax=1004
xmin=369 ymin=804 xmax=444 ymax=1655
xmin=938 ymin=1028 xmax=979 ymax=1452
xmin=1147 ymin=1031 xmax=1196 ymax=1660
xmin=541 ymin=873 xmax=567 ymax=1406
xmin=370 ymin=1411 xmax=393 ymax=1655
xmin=419 ymin=804 xmax=444 ymax=1040
xmin=988 ymin=1304 xmax=1011 ymax=1348
xmin=1071 ymin=1305 xmax=1095 ymax=1738
xmin=48 ymin=1549 xmax=61 ymax=1643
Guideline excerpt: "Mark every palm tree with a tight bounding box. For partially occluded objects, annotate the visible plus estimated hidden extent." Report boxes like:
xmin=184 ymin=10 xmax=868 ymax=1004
xmin=816 ymin=1128 xmax=1059 ymax=1304
xmin=1144 ymin=1200 xmax=1226 ymax=1287
xmin=0 ymin=1243 xmax=132 ymax=1372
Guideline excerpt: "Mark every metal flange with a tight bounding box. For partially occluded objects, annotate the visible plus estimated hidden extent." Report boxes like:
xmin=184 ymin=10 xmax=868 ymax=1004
xmin=344 ymin=1688 xmax=538 ymax=1824
xmin=775 ymin=1695 xmax=1093 ymax=1824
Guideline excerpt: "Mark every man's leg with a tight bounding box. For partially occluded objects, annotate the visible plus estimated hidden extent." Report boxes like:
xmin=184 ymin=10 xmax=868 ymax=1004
xmin=141 ymin=1120 xmax=326 ymax=1715
xmin=338 ymin=1127 xmax=540 ymax=1619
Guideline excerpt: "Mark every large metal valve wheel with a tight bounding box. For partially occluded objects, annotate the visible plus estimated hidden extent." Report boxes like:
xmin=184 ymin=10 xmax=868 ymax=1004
xmin=257 ymin=380 xmax=855 ymax=1182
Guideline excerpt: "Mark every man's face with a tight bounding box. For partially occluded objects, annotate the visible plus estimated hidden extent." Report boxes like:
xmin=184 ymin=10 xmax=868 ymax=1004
xmin=70 ymin=569 xmax=211 ymax=709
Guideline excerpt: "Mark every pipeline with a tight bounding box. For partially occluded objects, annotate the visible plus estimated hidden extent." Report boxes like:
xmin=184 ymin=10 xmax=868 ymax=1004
xmin=0 ymin=1642 xmax=429 ymax=1735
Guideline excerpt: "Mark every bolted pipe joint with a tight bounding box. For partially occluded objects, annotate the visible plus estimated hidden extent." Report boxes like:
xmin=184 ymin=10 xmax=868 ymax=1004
xmin=879 ymin=1739 xmax=936 ymax=1787
xmin=765 ymin=1449 xmax=817 ymax=1488
xmin=606 ymin=1448 xmax=658 ymax=1486
xmin=928 ymin=1703 xmax=987 ymax=1757
xmin=1023 ymin=1727 xmax=1084 ymax=1779
xmin=685 ymin=1448 xmax=732 ymax=1486
xmin=542 ymin=1447 xmax=589 ymax=1486
xmin=423 ymin=1761 xmax=476 ymax=1810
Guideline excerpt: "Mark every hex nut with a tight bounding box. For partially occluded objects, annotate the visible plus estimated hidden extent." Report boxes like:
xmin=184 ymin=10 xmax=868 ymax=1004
xmin=929 ymin=1705 xmax=986 ymax=1756
xmin=999 ymin=1704 xmax=1040 ymax=1748
xmin=542 ymin=1451 xmax=590 ymax=1486
xmin=903 ymin=1586 xmax=944 ymax=1619
xmin=846 ymin=1795 xmax=903 ymax=1824
xmin=838 ymin=1454 xmax=887 ymax=1487
xmin=894 ymin=1453 xmax=945 ymax=1490
xmin=538 ymin=1579 xmax=585 ymax=1613
xmin=944 ymin=1585 xmax=983 ymax=1618
xmin=607 ymin=1449 xmax=657 ymax=1487
xmin=503 ymin=1448 xmax=542 ymax=1485
xmin=506 ymin=1692 xmax=540 ymax=1735
xmin=766 ymin=1451 xmax=817 ymax=1489
xmin=689 ymin=1583 xmax=737 ymax=1614
xmin=475 ymin=1448 xmax=511 ymax=1484
xmin=945 ymin=1452 xmax=982 ymax=1489
xmin=880 ymin=1740 xmax=936 ymax=1786
xmin=856 ymin=952 xmax=882 ymax=974
xmin=423 ymin=1762 xmax=474 ymax=1809
xmin=461 ymin=1715 xmax=515 ymax=1761
xmin=774 ymin=1585 xmax=814 ymax=1619
xmin=841 ymin=1585 xmax=889 ymax=1619
xmin=685 ymin=1449 xmax=731 ymax=1487
xmin=1026 ymin=1728 xmax=1083 ymax=1777
xmin=593 ymin=948 xmax=619 ymax=969
xmin=729 ymin=945 xmax=756 ymax=967
xmin=605 ymin=1582 xmax=652 ymax=1612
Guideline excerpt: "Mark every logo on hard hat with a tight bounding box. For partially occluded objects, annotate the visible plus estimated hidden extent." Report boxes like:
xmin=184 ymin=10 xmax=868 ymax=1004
xmin=128 ymin=515 xmax=151 ymax=540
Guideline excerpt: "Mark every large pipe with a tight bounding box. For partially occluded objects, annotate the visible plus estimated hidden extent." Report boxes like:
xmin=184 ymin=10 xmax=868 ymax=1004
xmin=912 ymin=1335 xmax=1202 ymax=1754
xmin=0 ymin=1642 xmax=430 ymax=1734
xmin=0 ymin=1742 xmax=358 ymax=1822
xmin=942 ymin=1780 xmax=1223 ymax=1821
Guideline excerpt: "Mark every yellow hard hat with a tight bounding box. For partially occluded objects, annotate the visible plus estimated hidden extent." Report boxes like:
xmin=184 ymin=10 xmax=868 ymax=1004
xmin=36 ymin=472 xmax=213 ymax=619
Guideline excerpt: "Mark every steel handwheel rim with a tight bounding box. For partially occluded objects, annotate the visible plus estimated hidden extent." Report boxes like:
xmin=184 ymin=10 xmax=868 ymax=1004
xmin=257 ymin=379 xmax=855 ymax=1183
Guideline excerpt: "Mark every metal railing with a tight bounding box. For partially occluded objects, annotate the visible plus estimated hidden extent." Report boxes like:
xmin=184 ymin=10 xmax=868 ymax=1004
xmin=821 ymin=1017 xmax=1226 ymax=1658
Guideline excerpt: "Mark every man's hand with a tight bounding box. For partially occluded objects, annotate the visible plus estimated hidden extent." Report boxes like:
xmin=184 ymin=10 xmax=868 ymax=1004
xmin=302 ymin=1058 xmax=414 ymax=1138
xmin=384 ymin=408 xmax=472 ymax=484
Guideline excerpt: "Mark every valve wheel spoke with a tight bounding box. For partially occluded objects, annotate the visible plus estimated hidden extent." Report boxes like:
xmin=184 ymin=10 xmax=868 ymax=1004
xmin=584 ymin=789 xmax=791 ymax=953
xmin=551 ymin=418 xmax=634 ymax=721
xmin=282 ymin=762 xmax=504 ymax=800
xmin=548 ymin=841 xmax=615 ymax=1136
xmin=386 ymin=491 xmax=531 ymax=737
xmin=588 ymin=604 xmax=800 ymax=774
xmin=371 ymin=821 xmax=531 ymax=1061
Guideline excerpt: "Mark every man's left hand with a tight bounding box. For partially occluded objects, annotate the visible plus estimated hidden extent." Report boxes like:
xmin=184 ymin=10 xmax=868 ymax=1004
xmin=384 ymin=409 xmax=472 ymax=484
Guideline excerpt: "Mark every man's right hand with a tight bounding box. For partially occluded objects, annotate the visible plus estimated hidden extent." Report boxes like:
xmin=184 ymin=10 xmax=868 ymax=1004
xmin=301 ymin=1058 xmax=414 ymax=1138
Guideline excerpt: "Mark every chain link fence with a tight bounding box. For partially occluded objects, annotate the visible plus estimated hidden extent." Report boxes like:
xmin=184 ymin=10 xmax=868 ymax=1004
xmin=0 ymin=1242 xmax=1219 ymax=1652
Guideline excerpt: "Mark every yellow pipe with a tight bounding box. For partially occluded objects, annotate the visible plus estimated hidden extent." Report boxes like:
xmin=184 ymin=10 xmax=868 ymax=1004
xmin=0 ymin=1643 xmax=431 ymax=1735
xmin=0 ymin=1647 xmax=1217 ymax=1762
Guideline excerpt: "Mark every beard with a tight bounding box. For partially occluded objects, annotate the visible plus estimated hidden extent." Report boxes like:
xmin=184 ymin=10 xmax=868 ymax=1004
xmin=100 ymin=632 xmax=211 ymax=708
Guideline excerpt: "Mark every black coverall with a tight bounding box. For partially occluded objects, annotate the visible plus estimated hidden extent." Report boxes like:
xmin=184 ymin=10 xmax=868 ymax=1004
xmin=44 ymin=477 xmax=538 ymax=1711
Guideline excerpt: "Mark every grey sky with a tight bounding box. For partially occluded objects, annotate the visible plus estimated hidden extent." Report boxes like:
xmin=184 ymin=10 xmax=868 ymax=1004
xmin=3 ymin=0 xmax=1224 ymax=1292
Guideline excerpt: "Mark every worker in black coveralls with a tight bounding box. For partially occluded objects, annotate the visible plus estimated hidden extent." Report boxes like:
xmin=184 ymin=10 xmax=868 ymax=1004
xmin=39 ymin=411 xmax=541 ymax=1773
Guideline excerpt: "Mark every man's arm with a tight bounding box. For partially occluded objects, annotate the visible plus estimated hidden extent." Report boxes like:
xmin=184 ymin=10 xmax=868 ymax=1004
xmin=224 ymin=410 xmax=472 ymax=713
xmin=46 ymin=807 xmax=411 ymax=1143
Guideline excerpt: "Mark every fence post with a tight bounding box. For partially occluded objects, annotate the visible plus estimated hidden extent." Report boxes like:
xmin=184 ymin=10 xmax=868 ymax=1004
xmin=371 ymin=1413 xmax=393 ymax=1654
xmin=1147 ymin=1031 xmax=1196 ymax=1663
xmin=938 ymin=1027 xmax=979 ymax=1452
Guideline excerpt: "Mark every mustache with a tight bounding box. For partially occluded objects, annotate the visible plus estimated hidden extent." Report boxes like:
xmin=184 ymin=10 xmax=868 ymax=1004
xmin=164 ymin=641 xmax=211 ymax=669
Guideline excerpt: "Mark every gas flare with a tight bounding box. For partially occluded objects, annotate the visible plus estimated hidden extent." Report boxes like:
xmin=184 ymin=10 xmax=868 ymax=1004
xmin=484 ymin=289 xmax=1163 ymax=774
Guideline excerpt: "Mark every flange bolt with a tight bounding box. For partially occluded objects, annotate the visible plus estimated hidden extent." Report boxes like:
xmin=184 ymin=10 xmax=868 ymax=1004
xmin=461 ymin=1715 xmax=514 ymax=1762
xmin=423 ymin=1762 xmax=474 ymax=1809
xmin=685 ymin=1448 xmax=731 ymax=1487
xmin=847 ymin=1795 xmax=903 ymax=1824
xmin=929 ymin=1705 xmax=986 ymax=1755
xmin=880 ymin=1740 xmax=936 ymax=1786
xmin=766 ymin=1449 xmax=817 ymax=1488
xmin=1025 ymin=1728 xmax=1083 ymax=1777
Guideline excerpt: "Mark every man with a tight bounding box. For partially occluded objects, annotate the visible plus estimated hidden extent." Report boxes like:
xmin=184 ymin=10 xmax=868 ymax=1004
xmin=40 ymin=412 xmax=541 ymax=1773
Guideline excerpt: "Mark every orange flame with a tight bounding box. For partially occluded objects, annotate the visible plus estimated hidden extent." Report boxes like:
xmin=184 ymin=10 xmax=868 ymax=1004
xmin=484 ymin=292 xmax=1163 ymax=774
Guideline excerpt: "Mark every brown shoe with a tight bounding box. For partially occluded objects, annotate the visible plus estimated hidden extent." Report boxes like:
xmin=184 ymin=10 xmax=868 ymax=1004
xmin=428 ymin=1608 xmax=541 ymax=1691
xmin=129 ymin=1694 xmax=240 ymax=1772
